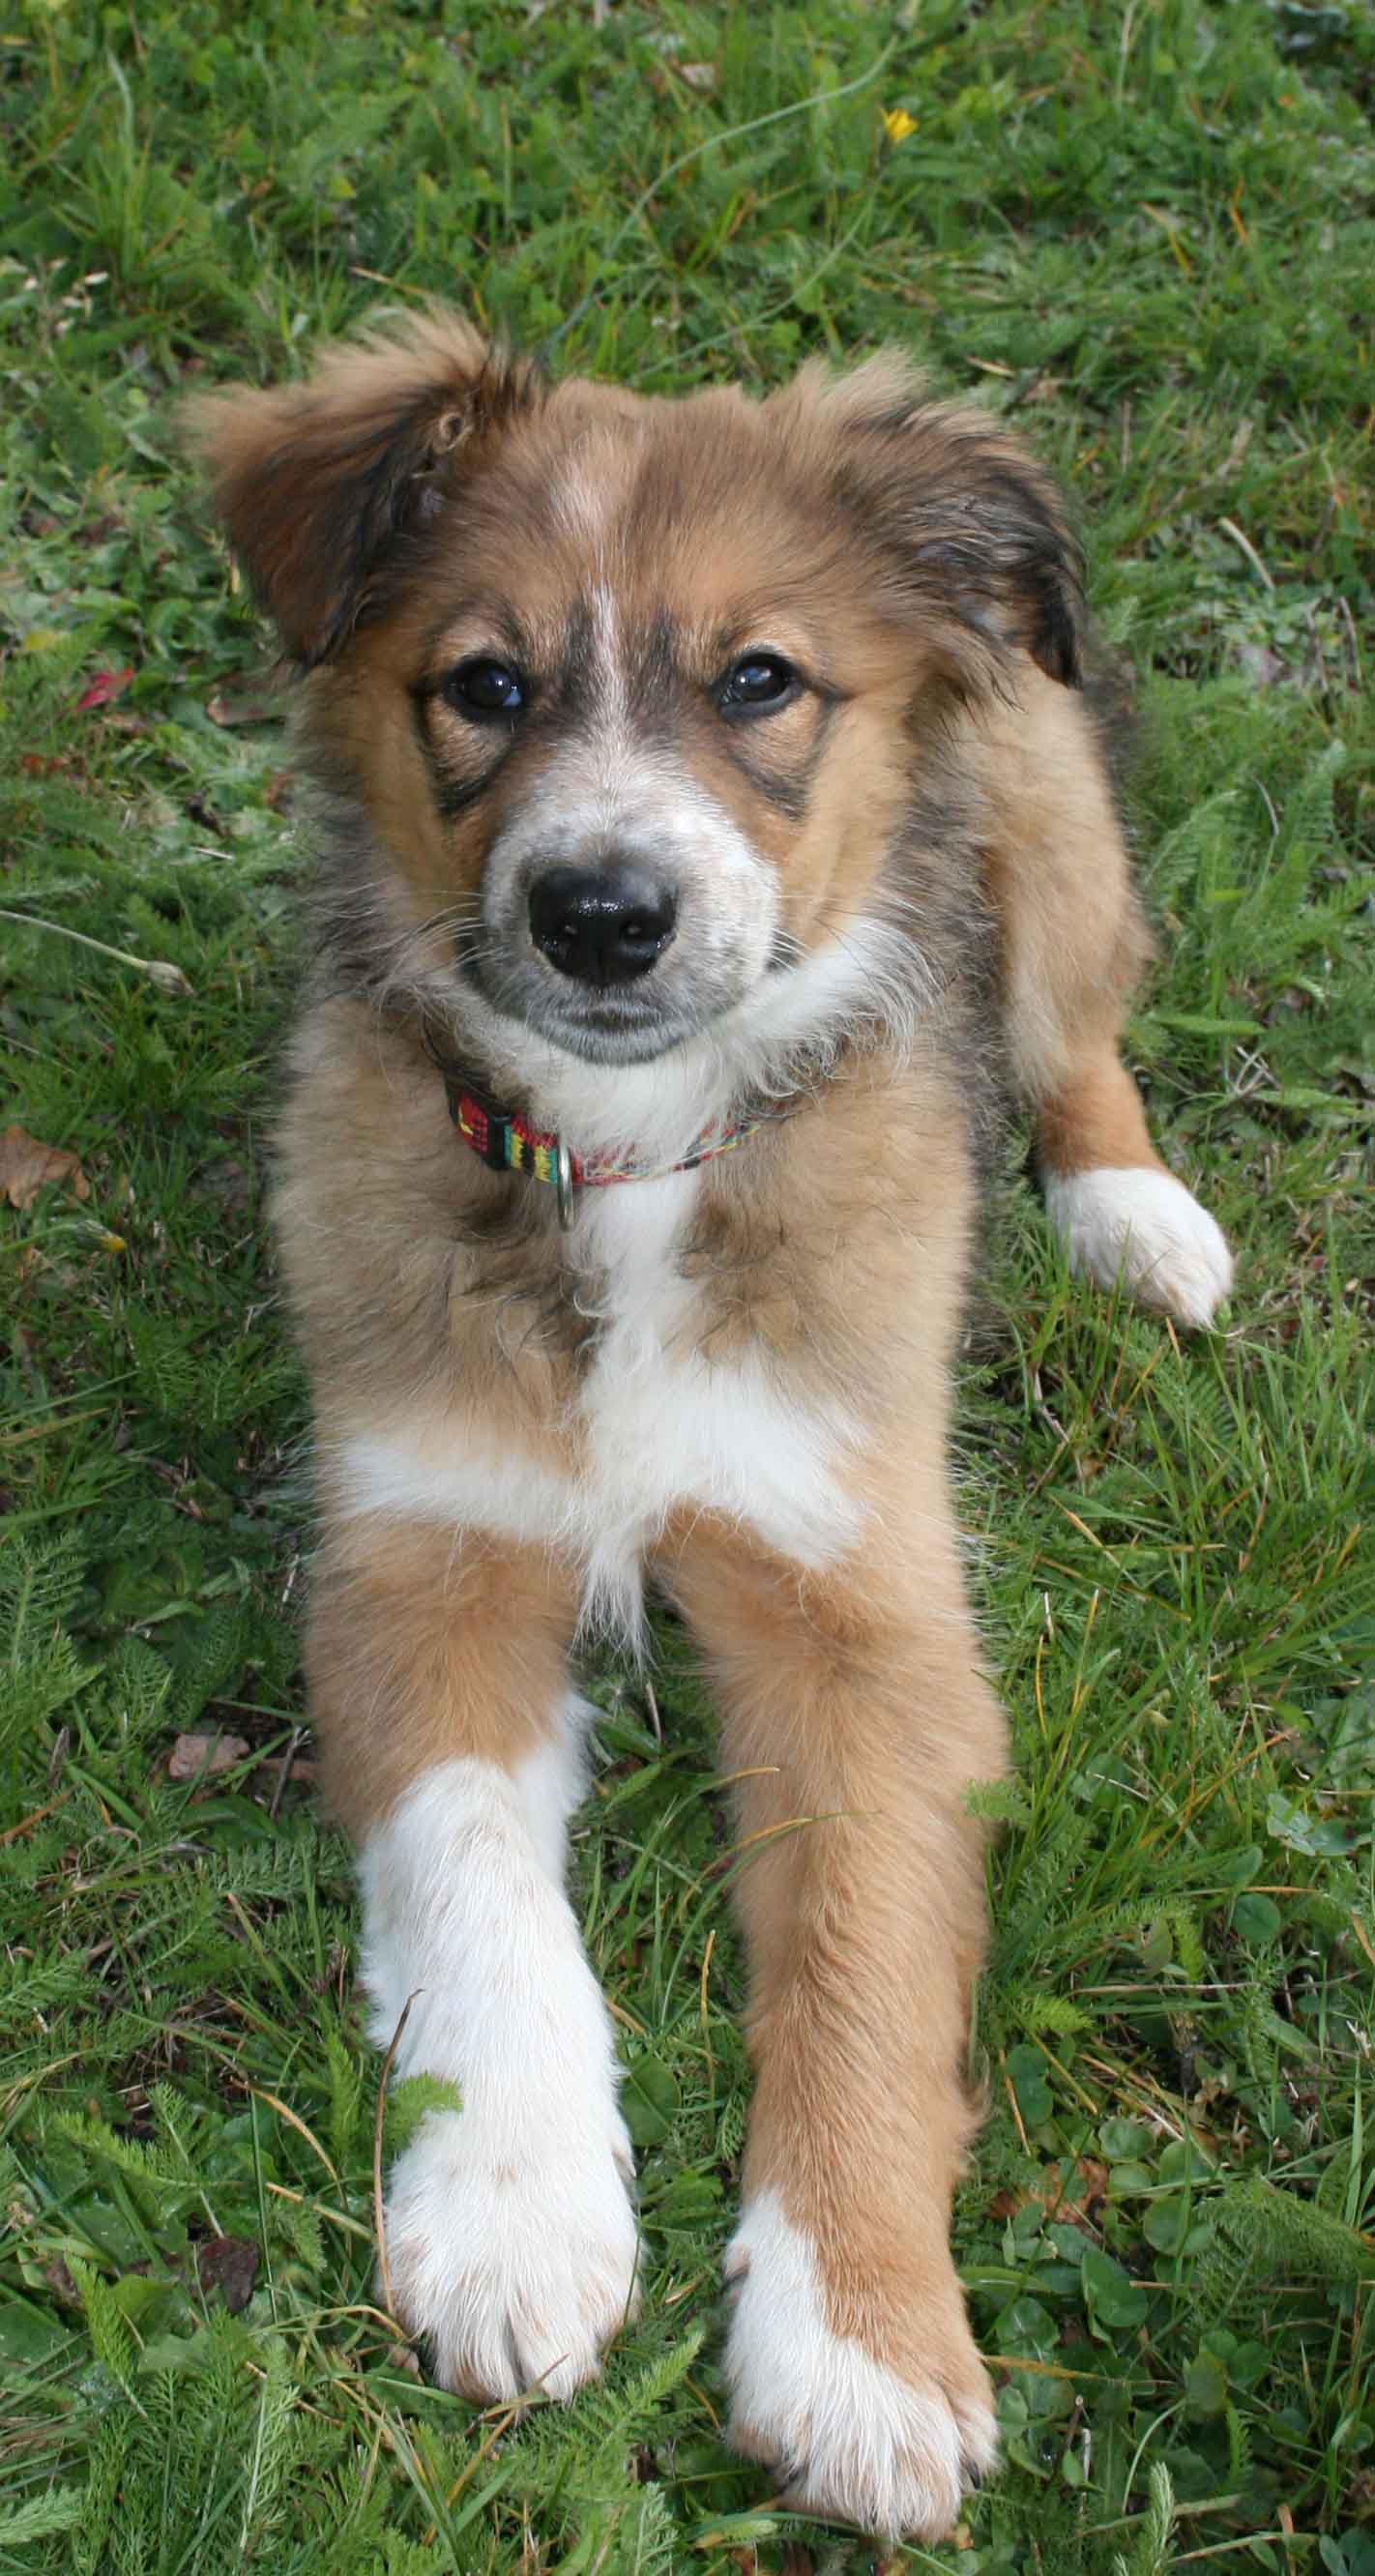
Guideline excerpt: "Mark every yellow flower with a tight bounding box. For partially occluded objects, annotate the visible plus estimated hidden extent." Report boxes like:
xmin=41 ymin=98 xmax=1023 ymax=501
xmin=882 ymin=106 xmax=917 ymax=143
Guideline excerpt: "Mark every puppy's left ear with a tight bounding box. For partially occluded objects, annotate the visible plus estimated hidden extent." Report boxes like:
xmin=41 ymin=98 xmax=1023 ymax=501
xmin=790 ymin=356 xmax=1087 ymax=688
xmin=900 ymin=408 xmax=1086 ymax=688
xmin=184 ymin=309 xmax=541 ymax=666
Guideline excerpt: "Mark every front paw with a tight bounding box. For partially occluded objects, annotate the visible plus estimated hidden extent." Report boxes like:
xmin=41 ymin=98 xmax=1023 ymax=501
xmin=384 ymin=2106 xmax=640 ymax=2402
xmin=723 ymin=2192 xmax=997 ymax=2539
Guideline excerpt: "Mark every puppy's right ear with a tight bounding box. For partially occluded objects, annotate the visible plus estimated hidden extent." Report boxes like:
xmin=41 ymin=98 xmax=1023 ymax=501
xmin=185 ymin=311 xmax=541 ymax=666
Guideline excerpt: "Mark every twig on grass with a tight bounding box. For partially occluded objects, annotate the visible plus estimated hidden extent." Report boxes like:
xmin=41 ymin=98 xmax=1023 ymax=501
xmin=0 ymin=905 xmax=192 ymax=992
xmin=1217 ymin=515 xmax=1274 ymax=591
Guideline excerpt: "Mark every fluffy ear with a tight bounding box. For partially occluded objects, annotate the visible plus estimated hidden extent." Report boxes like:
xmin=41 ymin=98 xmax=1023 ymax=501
xmin=185 ymin=310 xmax=541 ymax=666
xmin=782 ymin=354 xmax=1087 ymax=688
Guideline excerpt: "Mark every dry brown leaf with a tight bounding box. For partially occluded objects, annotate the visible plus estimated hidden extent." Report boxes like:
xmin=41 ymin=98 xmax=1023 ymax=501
xmin=167 ymin=1731 xmax=250 ymax=1780
xmin=0 ymin=1124 xmax=91 ymax=1211
xmin=42 ymin=2256 xmax=82 ymax=2309
xmin=989 ymin=2154 xmax=1110 ymax=2232
xmin=196 ymin=2233 xmax=260 ymax=2314
xmin=1042 ymin=2155 xmax=1110 ymax=2227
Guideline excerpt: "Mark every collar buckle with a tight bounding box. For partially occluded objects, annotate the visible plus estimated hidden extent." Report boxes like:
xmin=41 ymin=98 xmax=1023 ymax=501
xmin=554 ymin=1137 xmax=577 ymax=1231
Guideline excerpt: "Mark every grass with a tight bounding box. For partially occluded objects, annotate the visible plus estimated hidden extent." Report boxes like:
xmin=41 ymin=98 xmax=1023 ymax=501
xmin=1 ymin=1 xmax=1373 ymax=2567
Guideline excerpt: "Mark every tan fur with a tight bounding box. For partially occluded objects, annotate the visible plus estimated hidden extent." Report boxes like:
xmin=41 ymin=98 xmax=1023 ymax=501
xmin=655 ymin=1105 xmax=1002 ymax=2419
xmin=191 ymin=310 xmax=1214 ymax=2535
xmin=308 ymin=1519 xmax=577 ymax=1841
xmin=973 ymin=671 xmax=1161 ymax=1177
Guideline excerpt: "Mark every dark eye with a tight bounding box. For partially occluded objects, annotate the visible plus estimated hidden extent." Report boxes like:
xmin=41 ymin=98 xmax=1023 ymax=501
xmin=445 ymin=657 xmax=526 ymax=719
xmin=718 ymin=653 xmax=799 ymax=717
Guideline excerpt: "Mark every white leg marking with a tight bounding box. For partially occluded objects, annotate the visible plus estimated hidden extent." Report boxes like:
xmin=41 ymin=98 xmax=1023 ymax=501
xmin=1045 ymin=1165 xmax=1234 ymax=1328
xmin=359 ymin=1718 xmax=638 ymax=2401
xmin=723 ymin=2192 xmax=998 ymax=2540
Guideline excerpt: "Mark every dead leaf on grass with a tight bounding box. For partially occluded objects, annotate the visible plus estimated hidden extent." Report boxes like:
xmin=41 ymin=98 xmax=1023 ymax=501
xmin=988 ymin=2154 xmax=1110 ymax=2231
xmin=75 ymin=665 xmax=134 ymax=712
xmin=42 ymin=2256 xmax=81 ymax=2309
xmin=0 ymin=1124 xmax=91 ymax=1211
xmin=196 ymin=2234 xmax=260 ymax=2313
xmin=1043 ymin=2154 xmax=1109 ymax=2227
xmin=167 ymin=1731 xmax=250 ymax=1781
xmin=74 ymin=512 xmax=126 ymax=548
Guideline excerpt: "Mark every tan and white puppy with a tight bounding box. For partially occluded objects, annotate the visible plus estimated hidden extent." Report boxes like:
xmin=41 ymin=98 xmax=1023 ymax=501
xmin=191 ymin=314 xmax=1231 ymax=2542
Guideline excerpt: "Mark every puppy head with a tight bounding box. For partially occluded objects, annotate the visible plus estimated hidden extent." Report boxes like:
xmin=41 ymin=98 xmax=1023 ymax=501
xmin=191 ymin=315 xmax=1084 ymax=1066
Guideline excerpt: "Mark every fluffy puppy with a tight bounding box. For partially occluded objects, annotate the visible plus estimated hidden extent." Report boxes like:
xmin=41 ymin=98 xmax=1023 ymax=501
xmin=190 ymin=313 xmax=1231 ymax=2542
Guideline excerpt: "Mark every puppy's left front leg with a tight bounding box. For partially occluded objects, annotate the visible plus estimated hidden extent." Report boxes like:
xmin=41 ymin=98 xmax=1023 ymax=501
xmin=310 ymin=1519 xmax=639 ymax=2402
xmin=667 ymin=1516 xmax=1004 ymax=2540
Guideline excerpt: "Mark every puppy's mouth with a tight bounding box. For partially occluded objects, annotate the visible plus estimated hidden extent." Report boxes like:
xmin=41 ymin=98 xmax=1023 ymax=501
xmin=462 ymin=946 xmax=721 ymax=1065
xmin=538 ymin=1001 xmax=697 ymax=1068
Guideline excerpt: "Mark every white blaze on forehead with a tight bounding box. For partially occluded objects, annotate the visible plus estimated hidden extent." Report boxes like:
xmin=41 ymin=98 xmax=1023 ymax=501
xmin=542 ymin=414 xmax=645 ymax=554
xmin=588 ymin=579 xmax=629 ymax=726
xmin=547 ymin=456 xmax=621 ymax=547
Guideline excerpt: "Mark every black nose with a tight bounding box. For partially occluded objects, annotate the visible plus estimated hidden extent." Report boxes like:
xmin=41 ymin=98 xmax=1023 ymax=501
xmin=528 ymin=863 xmax=677 ymax=986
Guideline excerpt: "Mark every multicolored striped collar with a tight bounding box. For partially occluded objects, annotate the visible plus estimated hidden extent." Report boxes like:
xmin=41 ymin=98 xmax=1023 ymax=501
xmin=437 ymin=1067 xmax=764 ymax=1229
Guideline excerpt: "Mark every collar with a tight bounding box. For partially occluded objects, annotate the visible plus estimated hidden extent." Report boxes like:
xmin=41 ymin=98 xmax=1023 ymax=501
xmin=437 ymin=1066 xmax=764 ymax=1229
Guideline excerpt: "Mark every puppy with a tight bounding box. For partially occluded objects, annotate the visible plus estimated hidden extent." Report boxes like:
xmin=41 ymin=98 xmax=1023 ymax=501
xmin=191 ymin=313 xmax=1231 ymax=2541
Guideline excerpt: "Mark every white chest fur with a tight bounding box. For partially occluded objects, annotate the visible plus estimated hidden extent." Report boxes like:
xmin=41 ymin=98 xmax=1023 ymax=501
xmin=567 ymin=1171 xmax=861 ymax=1634
xmin=336 ymin=1165 xmax=861 ymax=1645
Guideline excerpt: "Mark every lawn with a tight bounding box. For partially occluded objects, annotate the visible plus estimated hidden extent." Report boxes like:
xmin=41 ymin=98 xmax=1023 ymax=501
xmin=1 ymin=3 xmax=1373 ymax=2569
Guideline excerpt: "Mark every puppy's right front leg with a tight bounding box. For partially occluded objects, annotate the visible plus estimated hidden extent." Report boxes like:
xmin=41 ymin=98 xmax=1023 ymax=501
xmin=310 ymin=1518 xmax=639 ymax=2401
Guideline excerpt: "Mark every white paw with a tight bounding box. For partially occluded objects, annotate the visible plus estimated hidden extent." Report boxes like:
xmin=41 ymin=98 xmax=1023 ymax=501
xmin=722 ymin=2193 xmax=998 ymax=2540
xmin=1045 ymin=1164 xmax=1234 ymax=1328
xmin=384 ymin=2105 xmax=640 ymax=2402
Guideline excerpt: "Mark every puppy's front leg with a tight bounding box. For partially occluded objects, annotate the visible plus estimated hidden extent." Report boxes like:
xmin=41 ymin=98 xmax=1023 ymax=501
xmin=311 ymin=1519 xmax=638 ymax=2401
xmin=666 ymin=1511 xmax=1004 ymax=2541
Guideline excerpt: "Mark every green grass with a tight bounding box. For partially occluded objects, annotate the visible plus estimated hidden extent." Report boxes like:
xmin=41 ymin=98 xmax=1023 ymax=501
xmin=1 ymin=2 xmax=1373 ymax=2568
